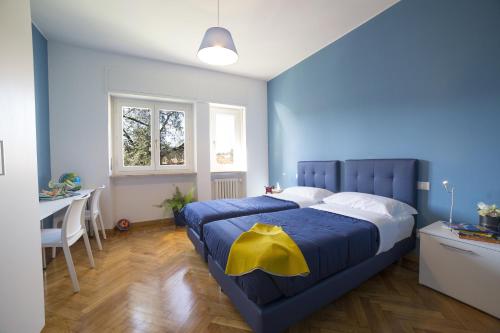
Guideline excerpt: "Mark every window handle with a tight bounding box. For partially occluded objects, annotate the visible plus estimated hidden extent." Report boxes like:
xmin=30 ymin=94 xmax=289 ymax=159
xmin=0 ymin=140 xmax=4 ymax=176
xmin=439 ymin=242 xmax=477 ymax=255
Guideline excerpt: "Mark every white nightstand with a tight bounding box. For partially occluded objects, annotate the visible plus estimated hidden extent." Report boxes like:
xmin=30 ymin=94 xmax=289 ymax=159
xmin=419 ymin=221 xmax=500 ymax=319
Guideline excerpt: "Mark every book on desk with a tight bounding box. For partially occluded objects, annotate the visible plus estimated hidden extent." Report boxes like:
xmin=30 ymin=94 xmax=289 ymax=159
xmin=450 ymin=223 xmax=500 ymax=244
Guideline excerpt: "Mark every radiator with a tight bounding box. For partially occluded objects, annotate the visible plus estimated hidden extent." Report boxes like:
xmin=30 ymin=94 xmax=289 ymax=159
xmin=212 ymin=178 xmax=242 ymax=199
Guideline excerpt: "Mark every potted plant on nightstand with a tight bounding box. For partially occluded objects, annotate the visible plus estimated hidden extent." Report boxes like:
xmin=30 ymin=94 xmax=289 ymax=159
xmin=477 ymin=202 xmax=500 ymax=231
xmin=158 ymin=187 xmax=195 ymax=226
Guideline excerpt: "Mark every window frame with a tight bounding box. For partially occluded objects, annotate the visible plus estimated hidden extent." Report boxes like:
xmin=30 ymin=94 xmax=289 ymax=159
xmin=154 ymin=101 xmax=194 ymax=172
xmin=112 ymin=97 xmax=194 ymax=176
xmin=209 ymin=104 xmax=247 ymax=173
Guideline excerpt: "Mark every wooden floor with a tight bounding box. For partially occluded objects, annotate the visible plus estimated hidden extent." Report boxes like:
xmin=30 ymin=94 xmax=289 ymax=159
xmin=42 ymin=224 xmax=500 ymax=333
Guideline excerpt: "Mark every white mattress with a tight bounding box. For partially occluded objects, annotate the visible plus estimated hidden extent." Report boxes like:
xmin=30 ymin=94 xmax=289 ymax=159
xmin=311 ymin=202 xmax=415 ymax=254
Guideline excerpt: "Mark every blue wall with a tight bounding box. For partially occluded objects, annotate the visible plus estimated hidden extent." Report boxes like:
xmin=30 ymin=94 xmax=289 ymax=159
xmin=32 ymin=24 xmax=51 ymax=190
xmin=268 ymin=0 xmax=500 ymax=227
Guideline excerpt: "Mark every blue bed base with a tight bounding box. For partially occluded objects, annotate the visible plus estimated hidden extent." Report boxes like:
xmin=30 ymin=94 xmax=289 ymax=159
xmin=187 ymin=160 xmax=340 ymax=260
xmin=187 ymin=225 xmax=208 ymax=259
xmin=208 ymin=236 xmax=415 ymax=333
xmin=205 ymin=158 xmax=418 ymax=332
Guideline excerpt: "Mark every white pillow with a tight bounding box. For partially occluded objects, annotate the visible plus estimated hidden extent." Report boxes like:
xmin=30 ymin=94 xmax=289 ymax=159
xmin=282 ymin=186 xmax=334 ymax=202
xmin=322 ymin=192 xmax=417 ymax=217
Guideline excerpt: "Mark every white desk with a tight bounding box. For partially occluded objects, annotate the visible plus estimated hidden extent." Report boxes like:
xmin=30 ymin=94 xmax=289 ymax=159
xmin=39 ymin=189 xmax=94 ymax=220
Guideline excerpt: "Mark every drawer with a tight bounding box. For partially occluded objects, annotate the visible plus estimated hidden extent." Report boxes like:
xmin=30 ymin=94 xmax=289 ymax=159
xmin=419 ymin=232 xmax=500 ymax=318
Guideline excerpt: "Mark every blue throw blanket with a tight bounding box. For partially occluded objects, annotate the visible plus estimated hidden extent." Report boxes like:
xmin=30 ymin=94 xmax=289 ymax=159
xmin=204 ymin=208 xmax=379 ymax=305
xmin=183 ymin=196 xmax=298 ymax=240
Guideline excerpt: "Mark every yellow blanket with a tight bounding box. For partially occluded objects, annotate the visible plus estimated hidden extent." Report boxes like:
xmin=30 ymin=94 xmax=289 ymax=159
xmin=225 ymin=223 xmax=310 ymax=277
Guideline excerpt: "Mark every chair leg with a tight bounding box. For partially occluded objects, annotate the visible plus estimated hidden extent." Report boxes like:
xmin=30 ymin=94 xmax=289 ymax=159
xmin=52 ymin=219 xmax=58 ymax=258
xmin=91 ymin=216 xmax=103 ymax=250
xmin=62 ymin=244 xmax=80 ymax=292
xmin=42 ymin=248 xmax=46 ymax=269
xmin=82 ymin=232 xmax=95 ymax=268
xmin=98 ymin=212 xmax=107 ymax=239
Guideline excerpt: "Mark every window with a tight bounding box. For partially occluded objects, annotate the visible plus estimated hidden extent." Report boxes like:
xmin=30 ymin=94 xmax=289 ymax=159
xmin=210 ymin=104 xmax=246 ymax=172
xmin=112 ymin=97 xmax=194 ymax=175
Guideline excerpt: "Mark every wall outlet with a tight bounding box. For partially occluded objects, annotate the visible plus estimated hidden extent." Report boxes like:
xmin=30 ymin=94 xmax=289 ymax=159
xmin=417 ymin=181 xmax=430 ymax=191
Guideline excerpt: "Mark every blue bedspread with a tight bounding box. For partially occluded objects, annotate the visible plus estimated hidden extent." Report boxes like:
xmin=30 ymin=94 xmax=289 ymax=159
xmin=204 ymin=208 xmax=379 ymax=305
xmin=183 ymin=196 xmax=298 ymax=239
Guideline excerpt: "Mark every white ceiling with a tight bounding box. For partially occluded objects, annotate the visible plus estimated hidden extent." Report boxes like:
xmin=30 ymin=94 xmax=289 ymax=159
xmin=31 ymin=0 xmax=398 ymax=80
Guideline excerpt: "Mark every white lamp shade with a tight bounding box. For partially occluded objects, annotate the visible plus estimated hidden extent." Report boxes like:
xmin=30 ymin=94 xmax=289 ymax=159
xmin=198 ymin=27 xmax=238 ymax=66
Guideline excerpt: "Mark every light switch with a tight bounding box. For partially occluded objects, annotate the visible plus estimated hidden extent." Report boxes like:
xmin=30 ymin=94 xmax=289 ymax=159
xmin=417 ymin=181 xmax=430 ymax=191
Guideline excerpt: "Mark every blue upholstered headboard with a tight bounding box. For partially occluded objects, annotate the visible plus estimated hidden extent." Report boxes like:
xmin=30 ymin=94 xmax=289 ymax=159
xmin=344 ymin=159 xmax=418 ymax=208
xmin=297 ymin=161 xmax=340 ymax=193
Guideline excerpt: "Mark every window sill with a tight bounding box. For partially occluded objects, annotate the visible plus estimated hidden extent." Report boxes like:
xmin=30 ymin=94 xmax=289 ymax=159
xmin=211 ymin=170 xmax=247 ymax=174
xmin=110 ymin=171 xmax=197 ymax=178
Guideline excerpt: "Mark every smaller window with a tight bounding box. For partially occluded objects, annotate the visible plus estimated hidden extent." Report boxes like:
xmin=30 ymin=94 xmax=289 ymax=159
xmin=122 ymin=106 xmax=152 ymax=168
xmin=210 ymin=104 xmax=246 ymax=172
xmin=159 ymin=109 xmax=185 ymax=166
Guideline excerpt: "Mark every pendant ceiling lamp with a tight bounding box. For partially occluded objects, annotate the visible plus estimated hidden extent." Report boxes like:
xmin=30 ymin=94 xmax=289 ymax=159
xmin=198 ymin=0 xmax=238 ymax=66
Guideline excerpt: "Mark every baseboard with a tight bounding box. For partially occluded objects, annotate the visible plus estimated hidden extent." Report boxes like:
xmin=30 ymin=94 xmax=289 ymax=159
xmin=105 ymin=218 xmax=175 ymax=233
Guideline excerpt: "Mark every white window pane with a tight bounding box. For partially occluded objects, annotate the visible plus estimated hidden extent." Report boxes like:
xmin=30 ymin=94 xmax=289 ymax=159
xmin=122 ymin=106 xmax=151 ymax=167
xmin=215 ymin=113 xmax=235 ymax=165
xmin=159 ymin=110 xmax=185 ymax=165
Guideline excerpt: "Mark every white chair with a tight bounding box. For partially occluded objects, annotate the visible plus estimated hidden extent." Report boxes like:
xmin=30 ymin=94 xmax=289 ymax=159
xmin=85 ymin=185 xmax=106 ymax=248
xmin=42 ymin=195 xmax=95 ymax=292
xmin=51 ymin=186 xmax=106 ymax=258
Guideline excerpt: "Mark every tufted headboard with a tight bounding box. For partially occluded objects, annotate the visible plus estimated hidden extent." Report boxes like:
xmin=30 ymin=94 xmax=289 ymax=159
xmin=297 ymin=161 xmax=340 ymax=193
xmin=344 ymin=159 xmax=418 ymax=208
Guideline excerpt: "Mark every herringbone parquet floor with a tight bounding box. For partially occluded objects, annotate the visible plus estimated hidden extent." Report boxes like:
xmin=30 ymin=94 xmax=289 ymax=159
xmin=42 ymin=224 xmax=500 ymax=333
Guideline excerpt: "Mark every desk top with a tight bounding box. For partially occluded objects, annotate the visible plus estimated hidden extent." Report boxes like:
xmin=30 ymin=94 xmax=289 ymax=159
xmin=39 ymin=189 xmax=94 ymax=220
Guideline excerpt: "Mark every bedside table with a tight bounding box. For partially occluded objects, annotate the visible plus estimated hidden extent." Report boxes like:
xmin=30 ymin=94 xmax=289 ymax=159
xmin=419 ymin=221 xmax=500 ymax=319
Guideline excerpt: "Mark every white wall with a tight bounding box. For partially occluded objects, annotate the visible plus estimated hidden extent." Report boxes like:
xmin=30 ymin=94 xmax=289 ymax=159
xmin=0 ymin=0 xmax=45 ymax=331
xmin=48 ymin=42 xmax=268 ymax=226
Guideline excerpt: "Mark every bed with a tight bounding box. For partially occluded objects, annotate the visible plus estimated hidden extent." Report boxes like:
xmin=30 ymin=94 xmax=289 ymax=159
xmin=184 ymin=160 xmax=340 ymax=260
xmin=204 ymin=159 xmax=418 ymax=333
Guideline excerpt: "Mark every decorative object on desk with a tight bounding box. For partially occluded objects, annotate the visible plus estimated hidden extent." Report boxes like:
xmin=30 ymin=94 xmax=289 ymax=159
xmin=116 ymin=218 xmax=130 ymax=231
xmin=265 ymin=185 xmax=274 ymax=194
xmin=441 ymin=180 xmax=455 ymax=229
xmin=59 ymin=172 xmax=81 ymax=191
xmin=39 ymin=190 xmax=78 ymax=201
xmin=156 ymin=186 xmax=195 ymax=226
xmin=477 ymin=202 xmax=500 ymax=231
xmin=39 ymin=180 xmax=79 ymax=200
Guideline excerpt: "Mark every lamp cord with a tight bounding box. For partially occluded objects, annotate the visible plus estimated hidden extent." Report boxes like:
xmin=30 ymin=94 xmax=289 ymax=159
xmin=449 ymin=188 xmax=454 ymax=226
xmin=217 ymin=0 xmax=220 ymax=26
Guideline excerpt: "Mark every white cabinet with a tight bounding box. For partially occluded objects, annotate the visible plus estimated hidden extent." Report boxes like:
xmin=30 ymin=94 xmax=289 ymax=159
xmin=419 ymin=222 xmax=500 ymax=319
xmin=0 ymin=0 xmax=45 ymax=331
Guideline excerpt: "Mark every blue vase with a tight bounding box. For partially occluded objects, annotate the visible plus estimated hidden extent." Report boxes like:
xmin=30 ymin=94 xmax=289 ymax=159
xmin=479 ymin=215 xmax=500 ymax=231
xmin=173 ymin=210 xmax=186 ymax=226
